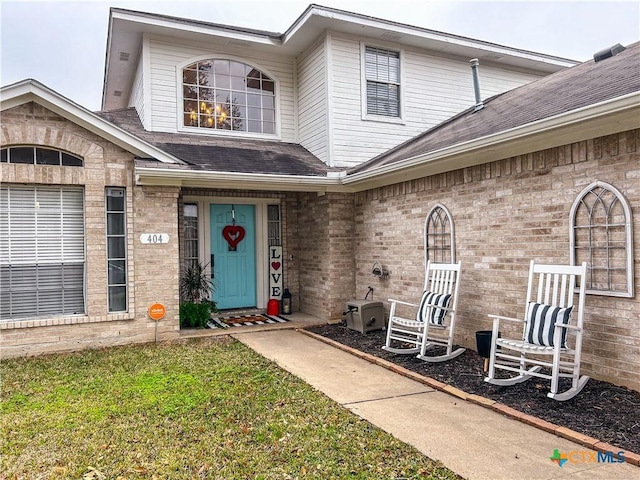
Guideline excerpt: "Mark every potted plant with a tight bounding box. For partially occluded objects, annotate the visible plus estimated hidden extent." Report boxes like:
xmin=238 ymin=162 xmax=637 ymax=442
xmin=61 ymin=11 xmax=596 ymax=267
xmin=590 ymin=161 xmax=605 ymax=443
xmin=179 ymin=261 xmax=217 ymax=328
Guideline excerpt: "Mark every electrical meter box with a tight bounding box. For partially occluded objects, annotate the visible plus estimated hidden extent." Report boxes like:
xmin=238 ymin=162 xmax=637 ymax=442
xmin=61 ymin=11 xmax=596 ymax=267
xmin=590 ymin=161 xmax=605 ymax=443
xmin=344 ymin=300 xmax=385 ymax=333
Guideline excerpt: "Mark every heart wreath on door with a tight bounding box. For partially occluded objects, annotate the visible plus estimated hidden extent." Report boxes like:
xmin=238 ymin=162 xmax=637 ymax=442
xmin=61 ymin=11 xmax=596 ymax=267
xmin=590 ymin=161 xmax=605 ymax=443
xmin=222 ymin=225 xmax=245 ymax=249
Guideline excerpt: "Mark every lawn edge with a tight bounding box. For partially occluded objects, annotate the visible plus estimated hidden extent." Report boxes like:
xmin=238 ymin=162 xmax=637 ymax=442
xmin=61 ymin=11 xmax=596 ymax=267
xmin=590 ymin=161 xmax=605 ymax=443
xmin=298 ymin=328 xmax=640 ymax=467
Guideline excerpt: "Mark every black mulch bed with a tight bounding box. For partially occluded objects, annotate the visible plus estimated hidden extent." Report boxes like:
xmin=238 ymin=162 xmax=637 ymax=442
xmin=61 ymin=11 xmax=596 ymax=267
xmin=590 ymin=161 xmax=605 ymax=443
xmin=305 ymin=322 xmax=640 ymax=455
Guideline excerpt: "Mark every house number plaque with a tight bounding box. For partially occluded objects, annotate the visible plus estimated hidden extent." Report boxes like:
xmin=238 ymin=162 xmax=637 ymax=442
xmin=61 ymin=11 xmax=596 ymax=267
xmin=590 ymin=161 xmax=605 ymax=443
xmin=140 ymin=233 xmax=169 ymax=244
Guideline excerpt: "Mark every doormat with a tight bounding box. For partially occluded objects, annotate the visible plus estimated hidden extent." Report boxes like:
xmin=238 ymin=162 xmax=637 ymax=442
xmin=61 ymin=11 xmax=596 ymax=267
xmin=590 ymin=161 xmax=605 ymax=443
xmin=206 ymin=314 xmax=290 ymax=329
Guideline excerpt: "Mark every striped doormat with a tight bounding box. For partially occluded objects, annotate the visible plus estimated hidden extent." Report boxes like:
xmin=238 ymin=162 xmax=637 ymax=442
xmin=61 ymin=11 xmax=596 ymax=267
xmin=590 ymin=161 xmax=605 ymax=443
xmin=207 ymin=314 xmax=289 ymax=329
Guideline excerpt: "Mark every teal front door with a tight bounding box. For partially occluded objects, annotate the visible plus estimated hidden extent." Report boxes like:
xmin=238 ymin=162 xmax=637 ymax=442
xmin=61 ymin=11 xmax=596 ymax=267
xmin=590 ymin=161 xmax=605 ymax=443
xmin=210 ymin=204 xmax=256 ymax=310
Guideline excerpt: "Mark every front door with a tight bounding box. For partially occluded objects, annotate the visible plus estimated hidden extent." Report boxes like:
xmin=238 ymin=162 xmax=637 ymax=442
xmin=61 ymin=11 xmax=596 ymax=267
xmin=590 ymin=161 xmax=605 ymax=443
xmin=210 ymin=204 xmax=256 ymax=310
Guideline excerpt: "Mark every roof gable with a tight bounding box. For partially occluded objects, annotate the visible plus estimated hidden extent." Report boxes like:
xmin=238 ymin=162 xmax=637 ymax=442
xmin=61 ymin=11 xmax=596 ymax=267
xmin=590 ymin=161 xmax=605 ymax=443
xmin=0 ymin=79 xmax=183 ymax=165
xmin=103 ymin=4 xmax=578 ymax=110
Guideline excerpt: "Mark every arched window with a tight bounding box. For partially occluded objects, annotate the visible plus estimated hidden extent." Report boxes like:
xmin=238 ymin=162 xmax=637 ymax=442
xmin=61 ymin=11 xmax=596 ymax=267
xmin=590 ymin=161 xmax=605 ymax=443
xmin=425 ymin=204 xmax=455 ymax=263
xmin=1 ymin=146 xmax=83 ymax=166
xmin=182 ymin=59 xmax=275 ymax=134
xmin=570 ymin=181 xmax=634 ymax=297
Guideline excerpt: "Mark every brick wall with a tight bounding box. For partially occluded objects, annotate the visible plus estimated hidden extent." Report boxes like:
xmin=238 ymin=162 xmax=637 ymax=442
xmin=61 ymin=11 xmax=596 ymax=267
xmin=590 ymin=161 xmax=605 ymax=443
xmin=296 ymin=192 xmax=355 ymax=320
xmin=175 ymin=189 xmax=355 ymax=320
xmin=296 ymin=193 xmax=330 ymax=318
xmin=3 ymin=102 xmax=636 ymax=391
xmin=354 ymin=130 xmax=640 ymax=391
xmin=1 ymin=103 xmax=181 ymax=357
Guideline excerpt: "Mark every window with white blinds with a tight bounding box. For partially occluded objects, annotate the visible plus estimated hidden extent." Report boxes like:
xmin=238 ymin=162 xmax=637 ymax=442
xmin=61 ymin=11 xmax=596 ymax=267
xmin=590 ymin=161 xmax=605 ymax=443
xmin=0 ymin=185 xmax=85 ymax=320
xmin=364 ymin=46 xmax=401 ymax=117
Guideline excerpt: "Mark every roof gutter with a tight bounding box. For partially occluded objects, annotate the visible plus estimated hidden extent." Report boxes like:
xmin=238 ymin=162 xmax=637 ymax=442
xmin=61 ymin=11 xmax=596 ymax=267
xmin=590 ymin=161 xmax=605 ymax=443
xmin=135 ymin=167 xmax=346 ymax=193
xmin=343 ymin=91 xmax=640 ymax=189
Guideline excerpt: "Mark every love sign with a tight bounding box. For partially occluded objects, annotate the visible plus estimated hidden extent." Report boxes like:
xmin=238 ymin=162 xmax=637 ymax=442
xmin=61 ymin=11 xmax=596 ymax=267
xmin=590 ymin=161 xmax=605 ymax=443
xmin=222 ymin=225 xmax=246 ymax=249
xmin=269 ymin=246 xmax=283 ymax=299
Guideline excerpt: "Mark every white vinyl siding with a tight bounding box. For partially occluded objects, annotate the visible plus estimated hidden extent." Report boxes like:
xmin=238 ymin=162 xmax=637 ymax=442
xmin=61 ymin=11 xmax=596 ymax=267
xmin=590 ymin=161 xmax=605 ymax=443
xmin=146 ymin=35 xmax=296 ymax=141
xmin=0 ymin=185 xmax=85 ymax=320
xmin=297 ymin=36 xmax=328 ymax=164
xmin=329 ymin=33 xmax=544 ymax=168
xmin=130 ymin=57 xmax=146 ymax=129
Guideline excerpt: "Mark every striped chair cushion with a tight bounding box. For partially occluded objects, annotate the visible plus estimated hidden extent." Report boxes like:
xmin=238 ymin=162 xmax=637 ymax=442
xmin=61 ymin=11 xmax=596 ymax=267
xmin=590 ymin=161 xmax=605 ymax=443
xmin=417 ymin=291 xmax=452 ymax=325
xmin=525 ymin=302 xmax=573 ymax=347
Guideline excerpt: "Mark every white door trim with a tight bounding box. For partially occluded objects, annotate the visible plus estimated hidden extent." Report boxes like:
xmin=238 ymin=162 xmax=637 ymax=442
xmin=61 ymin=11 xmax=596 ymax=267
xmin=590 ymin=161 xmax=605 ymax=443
xmin=182 ymin=195 xmax=280 ymax=309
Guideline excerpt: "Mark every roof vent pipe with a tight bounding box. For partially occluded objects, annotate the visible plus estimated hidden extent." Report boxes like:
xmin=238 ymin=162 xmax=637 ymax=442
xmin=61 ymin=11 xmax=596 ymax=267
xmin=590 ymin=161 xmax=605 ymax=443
xmin=469 ymin=58 xmax=484 ymax=112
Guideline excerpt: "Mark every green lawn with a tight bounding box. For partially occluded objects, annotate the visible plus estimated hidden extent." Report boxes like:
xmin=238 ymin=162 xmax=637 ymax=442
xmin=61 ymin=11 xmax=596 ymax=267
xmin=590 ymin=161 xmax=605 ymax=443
xmin=1 ymin=337 xmax=459 ymax=479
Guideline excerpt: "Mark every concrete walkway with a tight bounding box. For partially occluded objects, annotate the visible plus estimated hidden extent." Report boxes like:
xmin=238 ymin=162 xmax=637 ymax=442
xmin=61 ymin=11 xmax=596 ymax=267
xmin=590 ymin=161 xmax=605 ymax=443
xmin=232 ymin=329 xmax=638 ymax=480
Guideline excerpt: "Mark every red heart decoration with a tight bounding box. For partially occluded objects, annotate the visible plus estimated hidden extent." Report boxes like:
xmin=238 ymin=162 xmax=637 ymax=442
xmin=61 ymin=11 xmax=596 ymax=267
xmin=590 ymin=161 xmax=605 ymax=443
xmin=222 ymin=225 xmax=246 ymax=249
xmin=271 ymin=262 xmax=281 ymax=271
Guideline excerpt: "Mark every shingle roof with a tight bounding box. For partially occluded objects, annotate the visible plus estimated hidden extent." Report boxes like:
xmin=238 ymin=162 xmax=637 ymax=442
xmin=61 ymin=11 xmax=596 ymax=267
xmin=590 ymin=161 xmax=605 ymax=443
xmin=97 ymin=108 xmax=332 ymax=177
xmin=349 ymin=41 xmax=640 ymax=176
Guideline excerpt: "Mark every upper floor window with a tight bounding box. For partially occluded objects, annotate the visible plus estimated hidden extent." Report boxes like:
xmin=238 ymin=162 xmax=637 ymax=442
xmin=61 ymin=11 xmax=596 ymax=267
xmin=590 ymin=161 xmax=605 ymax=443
xmin=1 ymin=146 xmax=83 ymax=166
xmin=570 ymin=181 xmax=634 ymax=297
xmin=182 ymin=59 xmax=276 ymax=134
xmin=364 ymin=46 xmax=401 ymax=118
xmin=425 ymin=204 xmax=455 ymax=263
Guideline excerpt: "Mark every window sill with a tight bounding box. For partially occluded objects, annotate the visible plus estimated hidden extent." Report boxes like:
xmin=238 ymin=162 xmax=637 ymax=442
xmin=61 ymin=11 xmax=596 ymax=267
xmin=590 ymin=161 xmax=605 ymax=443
xmin=178 ymin=126 xmax=280 ymax=141
xmin=0 ymin=313 xmax=136 ymax=330
xmin=361 ymin=114 xmax=406 ymax=126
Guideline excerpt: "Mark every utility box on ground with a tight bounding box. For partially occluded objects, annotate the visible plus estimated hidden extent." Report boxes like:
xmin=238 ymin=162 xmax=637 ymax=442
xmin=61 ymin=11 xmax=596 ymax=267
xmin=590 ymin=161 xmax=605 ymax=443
xmin=344 ymin=300 xmax=385 ymax=333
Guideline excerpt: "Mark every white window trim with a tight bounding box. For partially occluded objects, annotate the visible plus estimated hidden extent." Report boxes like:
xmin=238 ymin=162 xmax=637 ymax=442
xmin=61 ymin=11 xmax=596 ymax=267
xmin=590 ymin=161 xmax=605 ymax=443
xmin=0 ymin=184 xmax=86 ymax=321
xmin=175 ymin=55 xmax=282 ymax=140
xmin=569 ymin=181 xmax=634 ymax=298
xmin=106 ymin=187 xmax=128 ymax=313
xmin=360 ymin=42 xmax=406 ymax=125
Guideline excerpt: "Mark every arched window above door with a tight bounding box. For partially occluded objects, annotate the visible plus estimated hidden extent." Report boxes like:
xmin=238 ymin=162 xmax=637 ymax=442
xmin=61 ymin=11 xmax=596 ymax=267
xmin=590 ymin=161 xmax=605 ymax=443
xmin=182 ymin=59 xmax=276 ymax=135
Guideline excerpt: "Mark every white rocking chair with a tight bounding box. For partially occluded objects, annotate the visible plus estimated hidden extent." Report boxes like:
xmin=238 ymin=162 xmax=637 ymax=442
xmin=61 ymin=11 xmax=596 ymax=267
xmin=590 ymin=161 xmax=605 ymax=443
xmin=383 ymin=261 xmax=464 ymax=362
xmin=485 ymin=260 xmax=589 ymax=401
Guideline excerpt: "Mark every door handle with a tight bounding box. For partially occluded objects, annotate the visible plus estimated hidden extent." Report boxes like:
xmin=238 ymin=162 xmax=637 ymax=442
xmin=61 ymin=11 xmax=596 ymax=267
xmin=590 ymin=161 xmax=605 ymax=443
xmin=210 ymin=254 xmax=215 ymax=278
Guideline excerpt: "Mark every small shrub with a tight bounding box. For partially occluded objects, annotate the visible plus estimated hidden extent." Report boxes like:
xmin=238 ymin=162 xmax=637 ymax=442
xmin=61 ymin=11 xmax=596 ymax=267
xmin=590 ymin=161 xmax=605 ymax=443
xmin=180 ymin=261 xmax=215 ymax=304
xmin=179 ymin=301 xmax=211 ymax=328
